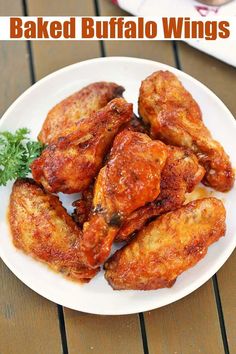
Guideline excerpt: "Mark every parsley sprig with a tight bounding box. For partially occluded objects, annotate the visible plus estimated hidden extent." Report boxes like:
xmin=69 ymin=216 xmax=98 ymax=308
xmin=0 ymin=128 xmax=44 ymax=186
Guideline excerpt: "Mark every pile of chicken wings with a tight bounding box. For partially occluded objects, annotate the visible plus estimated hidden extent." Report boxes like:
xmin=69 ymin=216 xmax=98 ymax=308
xmin=9 ymin=71 xmax=234 ymax=290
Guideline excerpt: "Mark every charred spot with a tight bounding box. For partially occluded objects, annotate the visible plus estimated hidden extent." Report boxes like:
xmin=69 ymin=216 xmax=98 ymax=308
xmin=108 ymin=212 xmax=123 ymax=227
xmin=114 ymin=85 xmax=125 ymax=97
xmin=154 ymin=198 xmax=166 ymax=207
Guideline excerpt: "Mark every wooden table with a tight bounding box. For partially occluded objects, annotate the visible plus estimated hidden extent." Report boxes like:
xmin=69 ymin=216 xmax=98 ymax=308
xmin=1 ymin=1 xmax=236 ymax=353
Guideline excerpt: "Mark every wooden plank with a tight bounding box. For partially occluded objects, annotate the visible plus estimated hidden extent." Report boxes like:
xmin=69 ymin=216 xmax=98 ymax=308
xmin=27 ymin=1 xmax=144 ymax=353
xmin=145 ymin=281 xmax=224 ymax=354
xmin=0 ymin=2 xmax=62 ymax=354
xmin=178 ymin=41 xmax=236 ymax=353
xmin=99 ymin=2 xmax=225 ymax=353
xmin=27 ymin=0 xmax=101 ymax=80
xmin=65 ymin=311 xmax=143 ymax=354
xmin=0 ymin=262 xmax=61 ymax=354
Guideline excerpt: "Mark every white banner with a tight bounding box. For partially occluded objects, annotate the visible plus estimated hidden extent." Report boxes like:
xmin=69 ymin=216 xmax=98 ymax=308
xmin=0 ymin=16 xmax=236 ymax=41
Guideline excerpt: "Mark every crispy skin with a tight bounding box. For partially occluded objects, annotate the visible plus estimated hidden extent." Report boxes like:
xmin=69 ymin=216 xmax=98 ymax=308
xmin=9 ymin=179 xmax=98 ymax=282
xmin=31 ymin=98 xmax=133 ymax=194
xmin=80 ymin=130 xmax=168 ymax=268
xmin=72 ymin=185 xmax=94 ymax=227
xmin=105 ymin=198 xmax=226 ymax=290
xmin=38 ymin=82 xmax=125 ymax=144
xmin=116 ymin=146 xmax=205 ymax=242
xmin=139 ymin=70 xmax=234 ymax=192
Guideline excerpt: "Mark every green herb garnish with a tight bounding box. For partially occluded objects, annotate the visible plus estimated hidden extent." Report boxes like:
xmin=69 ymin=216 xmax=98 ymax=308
xmin=0 ymin=128 xmax=44 ymax=186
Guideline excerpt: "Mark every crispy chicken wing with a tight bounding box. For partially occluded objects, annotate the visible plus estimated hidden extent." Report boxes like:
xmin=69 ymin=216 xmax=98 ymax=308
xmin=9 ymin=178 xmax=98 ymax=282
xmin=116 ymin=146 xmax=205 ymax=242
xmin=105 ymin=198 xmax=226 ymax=290
xmin=31 ymin=98 xmax=132 ymax=194
xmin=38 ymin=82 xmax=125 ymax=144
xmin=139 ymin=71 xmax=234 ymax=192
xmin=80 ymin=130 xmax=168 ymax=268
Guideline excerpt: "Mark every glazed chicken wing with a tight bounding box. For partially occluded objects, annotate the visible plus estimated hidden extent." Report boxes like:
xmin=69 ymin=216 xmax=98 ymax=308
xmin=105 ymin=198 xmax=226 ymax=290
xmin=38 ymin=82 xmax=125 ymax=144
xmin=9 ymin=178 xmax=98 ymax=282
xmin=116 ymin=146 xmax=205 ymax=242
xmin=80 ymin=130 xmax=168 ymax=268
xmin=31 ymin=98 xmax=132 ymax=194
xmin=139 ymin=71 xmax=234 ymax=192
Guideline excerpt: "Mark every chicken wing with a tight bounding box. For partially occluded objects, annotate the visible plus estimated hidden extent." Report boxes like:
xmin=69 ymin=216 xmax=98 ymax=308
xmin=9 ymin=178 xmax=98 ymax=282
xmin=105 ymin=198 xmax=226 ymax=290
xmin=139 ymin=71 xmax=234 ymax=192
xmin=80 ymin=130 xmax=168 ymax=268
xmin=38 ymin=82 xmax=125 ymax=144
xmin=31 ymin=98 xmax=132 ymax=194
xmin=116 ymin=146 xmax=205 ymax=242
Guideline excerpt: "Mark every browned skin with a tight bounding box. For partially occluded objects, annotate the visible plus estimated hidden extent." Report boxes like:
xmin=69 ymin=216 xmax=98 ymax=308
xmin=9 ymin=179 xmax=98 ymax=282
xmin=80 ymin=130 xmax=168 ymax=268
xmin=38 ymin=82 xmax=125 ymax=144
xmin=116 ymin=146 xmax=205 ymax=242
xmin=72 ymin=185 xmax=94 ymax=227
xmin=104 ymin=198 xmax=226 ymax=290
xmin=31 ymin=98 xmax=133 ymax=194
xmin=139 ymin=70 xmax=235 ymax=192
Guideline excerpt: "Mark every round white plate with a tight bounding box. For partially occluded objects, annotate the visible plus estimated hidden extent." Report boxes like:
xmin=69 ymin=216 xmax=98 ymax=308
xmin=0 ymin=57 xmax=236 ymax=315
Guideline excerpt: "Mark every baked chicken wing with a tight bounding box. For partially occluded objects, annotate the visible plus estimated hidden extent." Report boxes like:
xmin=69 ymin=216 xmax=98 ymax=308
xmin=9 ymin=178 xmax=98 ymax=282
xmin=116 ymin=146 xmax=205 ymax=242
xmin=80 ymin=130 xmax=168 ymax=268
xmin=38 ymin=82 xmax=125 ymax=144
xmin=105 ymin=198 xmax=226 ymax=290
xmin=139 ymin=71 xmax=234 ymax=192
xmin=31 ymin=98 xmax=132 ymax=194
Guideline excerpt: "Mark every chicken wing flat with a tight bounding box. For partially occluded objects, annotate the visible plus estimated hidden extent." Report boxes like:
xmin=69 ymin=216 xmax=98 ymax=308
xmin=38 ymin=82 xmax=125 ymax=144
xmin=105 ymin=198 xmax=226 ymax=290
xmin=139 ymin=71 xmax=234 ymax=192
xmin=9 ymin=178 xmax=98 ymax=282
xmin=80 ymin=130 xmax=168 ymax=268
xmin=116 ymin=146 xmax=205 ymax=242
xmin=31 ymin=98 xmax=132 ymax=194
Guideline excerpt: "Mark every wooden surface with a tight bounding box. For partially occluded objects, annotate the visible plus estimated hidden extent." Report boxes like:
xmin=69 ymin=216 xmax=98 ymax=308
xmin=0 ymin=1 xmax=235 ymax=353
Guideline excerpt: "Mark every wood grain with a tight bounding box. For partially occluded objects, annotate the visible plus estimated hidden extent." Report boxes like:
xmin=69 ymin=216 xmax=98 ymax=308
xmin=178 ymin=41 xmax=236 ymax=353
xmin=0 ymin=262 xmax=61 ymax=354
xmin=99 ymin=2 xmax=225 ymax=353
xmin=27 ymin=0 xmax=101 ymax=80
xmin=0 ymin=3 xmax=62 ymax=353
xmin=145 ymin=281 xmax=224 ymax=354
xmin=27 ymin=1 xmax=144 ymax=353
xmin=65 ymin=311 xmax=143 ymax=354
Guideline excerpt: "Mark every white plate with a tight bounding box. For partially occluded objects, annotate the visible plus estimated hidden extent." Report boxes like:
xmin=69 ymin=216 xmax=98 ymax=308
xmin=0 ymin=57 xmax=236 ymax=315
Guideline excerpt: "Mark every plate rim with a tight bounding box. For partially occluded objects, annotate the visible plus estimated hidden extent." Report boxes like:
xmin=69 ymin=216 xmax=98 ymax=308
xmin=0 ymin=56 xmax=236 ymax=315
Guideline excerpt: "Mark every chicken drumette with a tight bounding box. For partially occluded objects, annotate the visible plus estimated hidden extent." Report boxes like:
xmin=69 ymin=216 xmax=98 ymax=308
xmin=80 ymin=130 xmax=168 ymax=268
xmin=38 ymin=82 xmax=125 ymax=144
xmin=31 ymin=98 xmax=132 ymax=194
xmin=116 ymin=146 xmax=205 ymax=242
xmin=139 ymin=71 xmax=234 ymax=192
xmin=9 ymin=178 xmax=98 ymax=282
xmin=105 ymin=198 xmax=226 ymax=290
